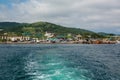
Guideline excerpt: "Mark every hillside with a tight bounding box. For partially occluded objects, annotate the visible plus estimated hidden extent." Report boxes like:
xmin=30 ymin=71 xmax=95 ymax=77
xmin=29 ymin=22 xmax=96 ymax=35
xmin=0 ymin=21 xmax=100 ymax=37
xmin=0 ymin=22 xmax=27 ymax=32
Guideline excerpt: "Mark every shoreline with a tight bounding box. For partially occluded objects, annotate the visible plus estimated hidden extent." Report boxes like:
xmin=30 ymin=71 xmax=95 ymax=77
xmin=0 ymin=41 xmax=117 ymax=44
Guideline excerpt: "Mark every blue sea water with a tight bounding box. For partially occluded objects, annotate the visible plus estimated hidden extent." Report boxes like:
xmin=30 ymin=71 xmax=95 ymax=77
xmin=0 ymin=44 xmax=120 ymax=80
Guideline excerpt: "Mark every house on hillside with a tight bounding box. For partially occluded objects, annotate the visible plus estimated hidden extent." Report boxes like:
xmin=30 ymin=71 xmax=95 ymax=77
xmin=44 ymin=32 xmax=55 ymax=38
xmin=44 ymin=32 xmax=60 ymax=43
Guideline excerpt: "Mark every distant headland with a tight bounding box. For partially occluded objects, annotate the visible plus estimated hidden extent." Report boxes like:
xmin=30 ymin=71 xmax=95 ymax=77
xmin=0 ymin=22 xmax=120 ymax=44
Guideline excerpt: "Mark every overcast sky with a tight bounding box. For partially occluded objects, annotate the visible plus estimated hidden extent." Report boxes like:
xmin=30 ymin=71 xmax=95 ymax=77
xmin=0 ymin=0 xmax=120 ymax=34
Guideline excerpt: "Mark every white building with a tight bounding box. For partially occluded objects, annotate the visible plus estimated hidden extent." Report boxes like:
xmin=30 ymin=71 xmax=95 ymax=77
xmin=7 ymin=36 xmax=30 ymax=42
xmin=44 ymin=32 xmax=54 ymax=38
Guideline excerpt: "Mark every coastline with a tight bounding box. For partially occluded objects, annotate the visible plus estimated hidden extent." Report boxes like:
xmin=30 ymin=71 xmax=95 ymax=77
xmin=0 ymin=41 xmax=117 ymax=44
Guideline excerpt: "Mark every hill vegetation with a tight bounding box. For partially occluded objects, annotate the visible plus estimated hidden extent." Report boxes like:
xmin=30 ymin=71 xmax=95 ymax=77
xmin=0 ymin=21 xmax=102 ymax=38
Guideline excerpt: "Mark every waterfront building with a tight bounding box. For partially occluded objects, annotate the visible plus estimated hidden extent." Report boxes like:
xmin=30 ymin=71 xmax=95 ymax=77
xmin=7 ymin=36 xmax=30 ymax=42
xmin=75 ymin=34 xmax=82 ymax=41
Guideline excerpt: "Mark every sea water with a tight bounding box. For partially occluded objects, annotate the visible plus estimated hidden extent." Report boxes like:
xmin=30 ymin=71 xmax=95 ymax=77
xmin=0 ymin=44 xmax=120 ymax=80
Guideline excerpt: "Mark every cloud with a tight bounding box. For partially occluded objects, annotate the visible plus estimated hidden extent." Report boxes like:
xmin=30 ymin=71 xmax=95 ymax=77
xmin=0 ymin=0 xmax=120 ymax=33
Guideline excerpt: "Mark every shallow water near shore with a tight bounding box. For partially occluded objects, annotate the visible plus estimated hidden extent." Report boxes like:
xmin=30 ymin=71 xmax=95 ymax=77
xmin=0 ymin=44 xmax=120 ymax=80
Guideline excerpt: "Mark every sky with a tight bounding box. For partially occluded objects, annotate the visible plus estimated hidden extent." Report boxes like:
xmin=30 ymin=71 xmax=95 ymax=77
xmin=0 ymin=0 xmax=120 ymax=34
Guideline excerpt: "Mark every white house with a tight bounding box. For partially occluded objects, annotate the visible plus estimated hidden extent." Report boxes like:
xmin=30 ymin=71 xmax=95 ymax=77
xmin=44 ymin=32 xmax=54 ymax=38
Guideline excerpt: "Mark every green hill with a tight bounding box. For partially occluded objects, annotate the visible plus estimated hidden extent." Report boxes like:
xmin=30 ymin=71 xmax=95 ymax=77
xmin=0 ymin=21 xmax=100 ymax=37
xmin=0 ymin=22 xmax=27 ymax=32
